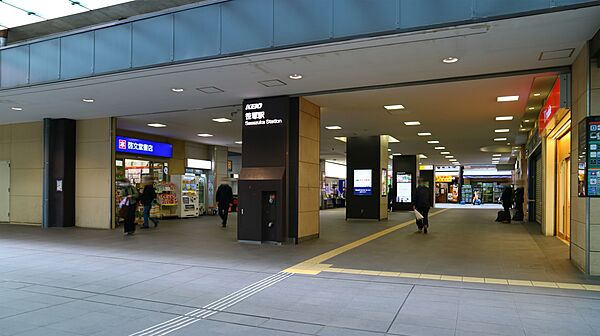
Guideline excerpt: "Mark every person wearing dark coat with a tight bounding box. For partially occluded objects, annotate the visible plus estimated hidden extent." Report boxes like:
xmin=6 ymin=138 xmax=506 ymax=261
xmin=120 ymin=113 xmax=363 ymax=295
xmin=216 ymin=183 xmax=234 ymax=227
xmin=413 ymin=184 xmax=432 ymax=234
xmin=512 ymin=187 xmax=525 ymax=221
xmin=140 ymin=178 xmax=158 ymax=229
xmin=500 ymin=185 xmax=513 ymax=223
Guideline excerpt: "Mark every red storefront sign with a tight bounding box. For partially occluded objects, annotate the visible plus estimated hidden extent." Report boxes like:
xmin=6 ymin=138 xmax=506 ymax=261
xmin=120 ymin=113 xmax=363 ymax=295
xmin=538 ymin=79 xmax=560 ymax=134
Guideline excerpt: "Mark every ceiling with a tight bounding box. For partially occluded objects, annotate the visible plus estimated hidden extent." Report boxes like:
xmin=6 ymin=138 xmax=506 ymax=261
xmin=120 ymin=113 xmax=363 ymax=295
xmin=1 ymin=6 xmax=599 ymax=165
xmin=312 ymin=73 xmax=557 ymax=166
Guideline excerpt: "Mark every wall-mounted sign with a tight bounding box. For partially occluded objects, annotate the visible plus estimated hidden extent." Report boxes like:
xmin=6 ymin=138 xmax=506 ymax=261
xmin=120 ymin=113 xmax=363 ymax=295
xmin=435 ymin=175 xmax=453 ymax=183
xmin=381 ymin=169 xmax=387 ymax=197
xmin=116 ymin=136 xmax=173 ymax=158
xmin=187 ymin=158 xmax=212 ymax=170
xmin=244 ymin=102 xmax=283 ymax=126
xmin=325 ymin=161 xmax=347 ymax=179
xmin=396 ymin=172 xmax=412 ymax=203
xmin=539 ymin=78 xmax=560 ymax=134
xmin=580 ymin=116 xmax=600 ymax=197
xmin=353 ymin=169 xmax=372 ymax=196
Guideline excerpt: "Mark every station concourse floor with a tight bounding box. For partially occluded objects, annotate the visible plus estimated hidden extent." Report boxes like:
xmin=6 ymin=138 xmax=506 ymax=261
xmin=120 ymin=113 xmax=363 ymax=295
xmin=1 ymin=208 xmax=600 ymax=336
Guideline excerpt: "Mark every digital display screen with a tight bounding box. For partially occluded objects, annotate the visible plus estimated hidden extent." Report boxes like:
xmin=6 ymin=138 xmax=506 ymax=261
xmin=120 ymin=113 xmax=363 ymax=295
xmin=396 ymin=172 xmax=412 ymax=203
xmin=587 ymin=119 xmax=600 ymax=197
xmin=116 ymin=136 xmax=173 ymax=158
xmin=353 ymin=169 xmax=372 ymax=196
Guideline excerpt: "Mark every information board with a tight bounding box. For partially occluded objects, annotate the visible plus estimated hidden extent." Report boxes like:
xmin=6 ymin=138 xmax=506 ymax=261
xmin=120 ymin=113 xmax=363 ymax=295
xmin=587 ymin=117 xmax=600 ymax=197
xmin=396 ymin=172 xmax=412 ymax=203
xmin=353 ymin=169 xmax=372 ymax=196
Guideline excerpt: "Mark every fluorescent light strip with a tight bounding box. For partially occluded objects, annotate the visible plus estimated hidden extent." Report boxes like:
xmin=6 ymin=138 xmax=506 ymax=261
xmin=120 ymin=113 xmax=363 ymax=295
xmin=495 ymin=129 xmax=510 ymax=133
xmin=494 ymin=138 xmax=507 ymax=141
xmin=212 ymin=118 xmax=232 ymax=123
xmin=434 ymin=147 xmax=445 ymax=150
xmin=418 ymin=132 xmax=432 ymax=136
xmin=427 ymin=140 xmax=440 ymax=144
xmin=404 ymin=121 xmax=421 ymax=126
xmin=497 ymin=95 xmax=519 ymax=102
xmin=147 ymin=123 xmax=167 ymax=128
xmin=197 ymin=133 xmax=213 ymax=137
xmin=440 ymin=151 xmax=450 ymax=155
xmin=495 ymin=116 xmax=513 ymax=121
xmin=325 ymin=125 xmax=342 ymax=130
xmin=384 ymin=104 xmax=405 ymax=110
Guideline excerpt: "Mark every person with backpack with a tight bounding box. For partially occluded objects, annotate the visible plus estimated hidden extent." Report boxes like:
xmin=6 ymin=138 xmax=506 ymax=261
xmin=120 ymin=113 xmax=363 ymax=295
xmin=140 ymin=177 xmax=159 ymax=229
xmin=216 ymin=182 xmax=234 ymax=227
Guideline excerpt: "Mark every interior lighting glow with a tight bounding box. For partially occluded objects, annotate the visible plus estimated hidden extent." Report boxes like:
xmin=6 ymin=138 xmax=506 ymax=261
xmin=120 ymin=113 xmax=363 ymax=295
xmin=445 ymin=156 xmax=454 ymax=159
xmin=534 ymin=93 xmax=541 ymax=96
xmin=171 ymin=88 xmax=184 ymax=92
xmin=289 ymin=74 xmax=303 ymax=80
xmin=212 ymin=118 xmax=232 ymax=123
xmin=235 ymin=141 xmax=243 ymax=144
xmin=528 ymin=107 xmax=535 ymax=110
xmin=147 ymin=123 xmax=167 ymax=128
xmin=404 ymin=121 xmax=421 ymax=126
xmin=384 ymin=104 xmax=405 ymax=110
xmin=388 ymin=136 xmax=400 ymax=143
xmin=427 ymin=140 xmax=440 ymax=144
xmin=197 ymin=133 xmax=213 ymax=137
xmin=493 ymin=154 xmax=502 ymax=157
xmin=11 ymin=107 xmax=23 ymax=111
xmin=495 ymin=116 xmax=513 ymax=121
xmin=495 ymin=129 xmax=510 ymax=133
xmin=434 ymin=147 xmax=445 ymax=150
xmin=325 ymin=125 xmax=342 ymax=130
xmin=494 ymin=138 xmax=507 ymax=141
xmin=82 ymin=98 xmax=95 ymax=103
xmin=440 ymin=151 xmax=450 ymax=155
xmin=497 ymin=95 xmax=519 ymax=102
xmin=418 ymin=132 xmax=432 ymax=136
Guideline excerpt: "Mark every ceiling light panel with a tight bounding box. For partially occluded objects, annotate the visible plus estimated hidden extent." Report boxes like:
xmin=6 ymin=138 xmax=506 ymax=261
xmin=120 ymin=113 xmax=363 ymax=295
xmin=495 ymin=129 xmax=510 ymax=133
xmin=494 ymin=138 xmax=508 ymax=141
xmin=334 ymin=137 xmax=347 ymax=143
xmin=497 ymin=95 xmax=519 ymax=102
xmin=440 ymin=151 xmax=450 ymax=155
xmin=404 ymin=121 xmax=421 ymax=126
xmin=434 ymin=147 xmax=445 ymax=150
xmin=212 ymin=118 xmax=232 ymax=123
xmin=384 ymin=104 xmax=405 ymax=110
xmin=495 ymin=116 xmax=513 ymax=121
xmin=325 ymin=125 xmax=342 ymax=130
xmin=258 ymin=79 xmax=287 ymax=87
xmin=418 ymin=132 xmax=432 ymax=136
xmin=388 ymin=136 xmax=400 ymax=143
xmin=147 ymin=123 xmax=167 ymax=128
xmin=197 ymin=133 xmax=213 ymax=137
xmin=196 ymin=86 xmax=224 ymax=94
xmin=427 ymin=140 xmax=440 ymax=144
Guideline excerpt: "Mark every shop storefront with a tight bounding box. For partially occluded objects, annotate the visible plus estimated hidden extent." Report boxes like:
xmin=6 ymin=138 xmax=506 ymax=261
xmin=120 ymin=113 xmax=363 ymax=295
xmin=184 ymin=158 xmax=212 ymax=216
xmin=434 ymin=166 xmax=461 ymax=204
xmin=462 ymin=167 xmax=512 ymax=204
xmin=115 ymin=135 xmax=177 ymax=225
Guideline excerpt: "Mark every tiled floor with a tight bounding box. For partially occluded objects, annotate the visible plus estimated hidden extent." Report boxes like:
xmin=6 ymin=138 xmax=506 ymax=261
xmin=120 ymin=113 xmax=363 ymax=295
xmin=1 ymin=208 xmax=599 ymax=335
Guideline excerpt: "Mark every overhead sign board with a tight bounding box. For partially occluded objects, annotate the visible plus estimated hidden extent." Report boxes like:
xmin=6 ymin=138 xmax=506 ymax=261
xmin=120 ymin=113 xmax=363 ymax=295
xmin=116 ymin=136 xmax=173 ymax=158
xmin=244 ymin=102 xmax=284 ymax=127
xmin=539 ymin=78 xmax=560 ymax=134
xmin=187 ymin=158 xmax=212 ymax=170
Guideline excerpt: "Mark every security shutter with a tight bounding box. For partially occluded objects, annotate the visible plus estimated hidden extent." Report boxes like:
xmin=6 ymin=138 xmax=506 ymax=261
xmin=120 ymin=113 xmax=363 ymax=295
xmin=535 ymin=155 xmax=543 ymax=224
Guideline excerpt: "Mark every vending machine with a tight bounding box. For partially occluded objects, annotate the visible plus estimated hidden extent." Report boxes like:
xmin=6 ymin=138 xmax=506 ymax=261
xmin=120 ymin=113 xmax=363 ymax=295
xmin=173 ymin=174 xmax=200 ymax=218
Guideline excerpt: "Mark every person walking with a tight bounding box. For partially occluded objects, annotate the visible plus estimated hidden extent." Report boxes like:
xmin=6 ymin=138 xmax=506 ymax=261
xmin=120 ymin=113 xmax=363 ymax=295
xmin=216 ymin=182 xmax=233 ymax=227
xmin=120 ymin=179 xmax=139 ymax=235
xmin=140 ymin=177 xmax=159 ymax=229
xmin=413 ymin=183 xmax=432 ymax=234
xmin=500 ymin=185 xmax=513 ymax=223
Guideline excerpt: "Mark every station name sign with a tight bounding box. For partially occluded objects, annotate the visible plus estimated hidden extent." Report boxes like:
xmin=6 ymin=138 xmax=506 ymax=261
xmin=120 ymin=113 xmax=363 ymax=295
xmin=244 ymin=102 xmax=283 ymax=126
xmin=116 ymin=136 xmax=173 ymax=158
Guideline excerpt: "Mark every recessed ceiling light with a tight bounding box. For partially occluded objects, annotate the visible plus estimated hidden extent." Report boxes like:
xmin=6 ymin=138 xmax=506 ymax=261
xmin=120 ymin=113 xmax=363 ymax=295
xmin=493 ymin=154 xmax=502 ymax=157
xmin=334 ymin=136 xmax=347 ymax=143
xmin=449 ymin=159 xmax=457 ymax=162
xmin=11 ymin=107 xmax=23 ymax=111
xmin=507 ymin=142 xmax=511 ymax=145
xmin=82 ymin=98 xmax=95 ymax=103
xmin=235 ymin=141 xmax=243 ymax=144
xmin=392 ymin=153 xmax=402 ymax=156
xmin=384 ymin=104 xmax=405 ymax=110
xmin=497 ymin=95 xmax=519 ymax=102
xmin=442 ymin=56 xmax=459 ymax=64
xmin=445 ymin=156 xmax=454 ymax=159
xmin=427 ymin=140 xmax=440 ymax=144
xmin=289 ymin=74 xmax=303 ymax=80
xmin=440 ymin=151 xmax=450 ymax=155
xmin=524 ymin=119 xmax=531 ymax=122
xmin=147 ymin=123 xmax=167 ymax=128
xmin=528 ymin=107 xmax=535 ymax=110
xmin=419 ymin=154 xmax=428 ymax=159
xmin=494 ymin=137 xmax=508 ymax=141
xmin=533 ymin=93 xmax=541 ymax=96
xmin=171 ymin=88 xmax=184 ymax=93
xmin=212 ymin=118 xmax=232 ymax=123
xmin=495 ymin=116 xmax=513 ymax=121
xmin=513 ymin=146 xmax=520 ymax=149
xmin=404 ymin=121 xmax=421 ymax=126
xmin=325 ymin=125 xmax=342 ymax=130
xmin=520 ymin=128 xmax=528 ymax=131
xmin=434 ymin=147 xmax=446 ymax=150
xmin=197 ymin=133 xmax=213 ymax=137
xmin=388 ymin=136 xmax=400 ymax=143
xmin=418 ymin=132 xmax=432 ymax=136
xmin=495 ymin=129 xmax=510 ymax=133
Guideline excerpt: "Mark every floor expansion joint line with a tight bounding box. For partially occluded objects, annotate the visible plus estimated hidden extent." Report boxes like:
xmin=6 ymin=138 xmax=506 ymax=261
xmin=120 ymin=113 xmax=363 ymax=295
xmin=128 ymin=271 xmax=293 ymax=336
xmin=386 ymin=284 xmax=415 ymax=334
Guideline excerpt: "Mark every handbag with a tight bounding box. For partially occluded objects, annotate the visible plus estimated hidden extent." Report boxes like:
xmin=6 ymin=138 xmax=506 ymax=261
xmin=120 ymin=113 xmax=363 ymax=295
xmin=118 ymin=198 xmax=130 ymax=218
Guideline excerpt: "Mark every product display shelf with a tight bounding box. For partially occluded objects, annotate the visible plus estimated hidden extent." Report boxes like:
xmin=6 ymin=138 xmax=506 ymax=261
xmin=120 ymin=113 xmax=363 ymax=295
xmin=156 ymin=182 xmax=178 ymax=218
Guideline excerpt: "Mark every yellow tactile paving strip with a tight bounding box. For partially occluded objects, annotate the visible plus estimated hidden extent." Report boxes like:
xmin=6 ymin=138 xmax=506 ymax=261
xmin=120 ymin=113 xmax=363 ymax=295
xmin=284 ymin=209 xmax=600 ymax=292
